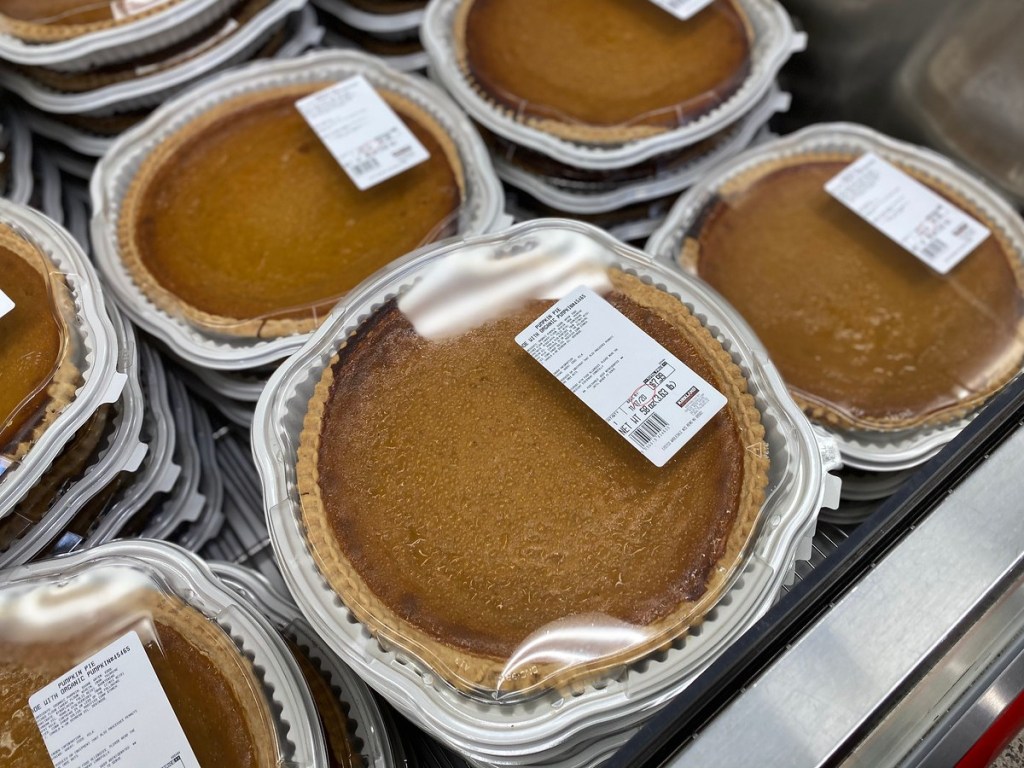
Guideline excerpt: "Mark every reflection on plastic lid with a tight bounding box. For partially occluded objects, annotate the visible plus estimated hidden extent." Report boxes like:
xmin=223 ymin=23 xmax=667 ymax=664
xmin=0 ymin=566 xmax=154 ymax=641
xmin=398 ymin=229 xmax=612 ymax=340
xmin=497 ymin=613 xmax=648 ymax=692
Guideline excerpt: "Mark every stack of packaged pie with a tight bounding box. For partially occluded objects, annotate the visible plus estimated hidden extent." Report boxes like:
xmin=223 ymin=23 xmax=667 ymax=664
xmin=0 ymin=198 xmax=156 ymax=566
xmin=202 ymin=424 xmax=284 ymax=587
xmin=0 ymin=539 xmax=329 ymax=767
xmin=255 ymin=219 xmax=841 ymax=764
xmin=0 ymin=0 xmax=321 ymax=159
xmin=648 ymin=124 xmax=1024 ymax=525
xmin=316 ymin=0 xmax=428 ymax=72
xmin=215 ymin=561 xmax=413 ymax=768
xmin=91 ymin=49 xmax=504 ymax=429
xmin=422 ymin=0 xmax=802 ymax=242
xmin=0 ymin=103 xmax=31 ymax=205
xmin=19 ymin=171 xmax=229 ymax=556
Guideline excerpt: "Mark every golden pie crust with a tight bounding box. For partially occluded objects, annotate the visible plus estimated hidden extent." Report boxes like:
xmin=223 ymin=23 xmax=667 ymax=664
xmin=118 ymin=83 xmax=466 ymax=339
xmin=681 ymin=152 xmax=1024 ymax=431
xmin=0 ymin=586 xmax=279 ymax=767
xmin=0 ymin=0 xmax=180 ymax=43
xmin=454 ymin=0 xmax=752 ymax=144
xmin=0 ymin=223 xmax=79 ymax=465
xmin=297 ymin=270 xmax=769 ymax=693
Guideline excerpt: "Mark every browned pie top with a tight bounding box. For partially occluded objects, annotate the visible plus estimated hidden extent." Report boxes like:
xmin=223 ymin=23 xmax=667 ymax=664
xmin=0 ymin=237 xmax=66 ymax=455
xmin=300 ymin=271 xmax=768 ymax=689
xmin=120 ymin=84 xmax=464 ymax=337
xmin=459 ymin=0 xmax=751 ymax=140
xmin=689 ymin=159 xmax=1024 ymax=429
xmin=0 ymin=589 xmax=278 ymax=768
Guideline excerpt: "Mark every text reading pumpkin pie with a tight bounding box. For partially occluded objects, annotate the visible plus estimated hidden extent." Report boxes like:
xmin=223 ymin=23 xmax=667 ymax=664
xmin=297 ymin=269 xmax=769 ymax=694
xmin=0 ymin=573 xmax=279 ymax=767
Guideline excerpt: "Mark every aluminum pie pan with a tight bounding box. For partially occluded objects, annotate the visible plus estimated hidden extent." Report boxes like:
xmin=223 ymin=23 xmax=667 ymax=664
xmin=0 ymin=305 xmax=146 ymax=567
xmin=213 ymin=562 xmax=402 ymax=768
xmin=19 ymin=5 xmax=324 ymax=159
xmin=0 ymin=199 xmax=123 ymax=518
xmin=422 ymin=0 xmax=804 ymax=170
xmin=0 ymin=538 xmax=328 ymax=767
xmin=255 ymin=219 xmax=841 ymax=759
xmin=1 ymin=106 xmax=33 ymax=206
xmin=647 ymin=122 xmax=1024 ymax=472
xmin=87 ymin=342 xmax=181 ymax=546
xmin=0 ymin=0 xmax=243 ymax=70
xmin=0 ymin=0 xmax=306 ymax=114
xmin=496 ymin=89 xmax=790 ymax=215
xmin=314 ymin=0 xmax=424 ymax=33
xmin=91 ymin=49 xmax=505 ymax=372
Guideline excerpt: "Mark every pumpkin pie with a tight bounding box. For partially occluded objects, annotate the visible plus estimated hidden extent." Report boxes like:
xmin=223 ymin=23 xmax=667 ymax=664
xmin=0 ymin=0 xmax=180 ymax=42
xmin=15 ymin=0 xmax=273 ymax=93
xmin=298 ymin=269 xmax=769 ymax=693
xmin=118 ymin=83 xmax=465 ymax=338
xmin=0 ymin=579 xmax=279 ymax=767
xmin=681 ymin=154 xmax=1024 ymax=430
xmin=0 ymin=222 xmax=79 ymax=467
xmin=0 ymin=404 xmax=112 ymax=552
xmin=455 ymin=0 xmax=752 ymax=144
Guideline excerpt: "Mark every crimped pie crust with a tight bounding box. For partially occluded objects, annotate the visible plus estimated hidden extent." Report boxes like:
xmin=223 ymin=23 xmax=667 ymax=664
xmin=679 ymin=151 xmax=1024 ymax=432
xmin=0 ymin=222 xmax=80 ymax=465
xmin=117 ymin=83 xmax=467 ymax=340
xmin=452 ymin=0 xmax=753 ymax=145
xmin=0 ymin=585 xmax=280 ymax=767
xmin=296 ymin=269 xmax=769 ymax=693
xmin=0 ymin=0 xmax=180 ymax=43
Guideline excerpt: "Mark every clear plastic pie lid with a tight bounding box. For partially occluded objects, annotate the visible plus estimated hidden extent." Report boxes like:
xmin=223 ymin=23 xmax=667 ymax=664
xmin=0 ymin=0 xmax=248 ymax=70
xmin=0 ymin=199 xmax=123 ymax=520
xmin=213 ymin=561 xmax=400 ymax=768
xmin=0 ymin=539 xmax=326 ymax=767
xmin=0 ymin=105 xmax=33 ymax=206
xmin=257 ymin=220 xmax=840 ymax=714
xmin=647 ymin=122 xmax=1024 ymax=470
xmin=422 ymin=0 xmax=804 ymax=169
xmin=492 ymin=88 xmax=789 ymax=215
xmin=92 ymin=49 xmax=504 ymax=371
xmin=0 ymin=0 xmax=307 ymax=115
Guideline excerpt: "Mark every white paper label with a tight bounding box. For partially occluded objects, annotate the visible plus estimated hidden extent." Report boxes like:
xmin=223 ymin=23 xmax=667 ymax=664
xmin=295 ymin=76 xmax=430 ymax=191
xmin=0 ymin=289 xmax=14 ymax=320
xmin=825 ymin=152 xmax=990 ymax=274
xmin=29 ymin=631 xmax=200 ymax=768
xmin=516 ymin=287 xmax=727 ymax=467
xmin=647 ymin=0 xmax=715 ymax=21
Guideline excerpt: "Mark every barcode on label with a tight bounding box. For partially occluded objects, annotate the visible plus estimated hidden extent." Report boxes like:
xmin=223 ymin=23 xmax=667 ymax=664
xmin=351 ymin=157 xmax=380 ymax=175
xmin=922 ymin=240 xmax=946 ymax=259
xmin=628 ymin=413 xmax=670 ymax=448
